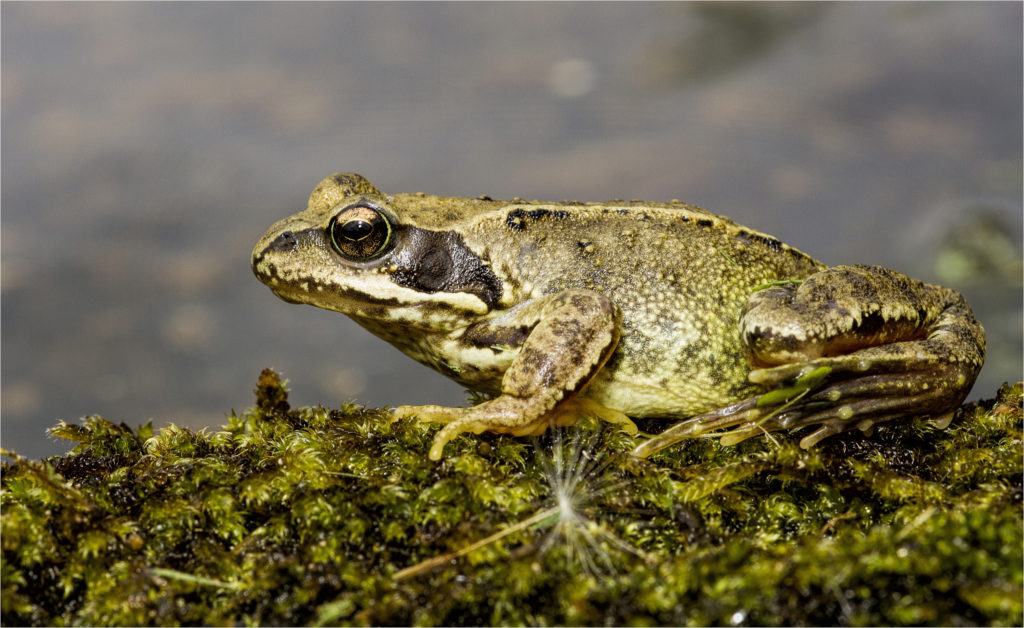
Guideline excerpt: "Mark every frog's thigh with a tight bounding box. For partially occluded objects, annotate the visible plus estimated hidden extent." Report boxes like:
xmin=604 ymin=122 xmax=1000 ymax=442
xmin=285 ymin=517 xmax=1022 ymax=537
xmin=738 ymin=264 xmax=984 ymax=444
xmin=400 ymin=290 xmax=622 ymax=460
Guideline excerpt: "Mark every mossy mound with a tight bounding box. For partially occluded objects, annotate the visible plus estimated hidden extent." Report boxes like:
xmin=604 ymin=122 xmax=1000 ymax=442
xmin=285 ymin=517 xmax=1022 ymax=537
xmin=2 ymin=371 xmax=1021 ymax=626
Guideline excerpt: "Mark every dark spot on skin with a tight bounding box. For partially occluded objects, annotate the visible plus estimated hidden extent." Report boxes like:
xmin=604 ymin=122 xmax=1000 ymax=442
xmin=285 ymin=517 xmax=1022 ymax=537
xmin=824 ymin=301 xmax=852 ymax=320
xmin=551 ymin=318 xmax=585 ymax=340
xmin=566 ymin=344 xmax=587 ymax=366
xmin=704 ymin=355 xmax=735 ymax=386
xmin=787 ymin=247 xmax=815 ymax=263
xmin=677 ymin=342 xmax=702 ymax=365
xmin=478 ymin=195 xmax=493 ymax=201
xmin=518 ymin=347 xmax=545 ymax=370
xmin=515 ymin=347 xmax=556 ymax=389
xmin=735 ymin=229 xmax=783 ymax=252
xmin=854 ymin=310 xmax=887 ymax=337
xmin=831 ymin=309 xmax=928 ymax=353
xmin=336 ymin=288 xmax=409 ymax=308
xmin=505 ymin=208 xmax=570 ymax=231
xmin=696 ymin=219 xmax=714 ymax=227
xmin=265 ymin=231 xmax=298 ymax=253
xmin=617 ymin=209 xmax=629 ymax=215
xmin=462 ymin=320 xmax=532 ymax=351
xmin=758 ymin=236 xmax=782 ymax=251
xmin=577 ymin=240 xmax=592 ymax=250
xmin=410 ymin=249 xmax=452 ymax=292
xmin=745 ymin=326 xmax=807 ymax=361
xmin=389 ymin=227 xmax=503 ymax=307
xmin=253 ymin=227 xmax=326 ymax=274
xmin=360 ymin=305 xmax=391 ymax=320
xmin=569 ymin=294 xmax=591 ymax=311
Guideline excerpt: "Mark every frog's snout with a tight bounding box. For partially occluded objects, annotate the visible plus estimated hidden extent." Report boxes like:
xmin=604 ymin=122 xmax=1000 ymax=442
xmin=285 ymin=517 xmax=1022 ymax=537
xmin=252 ymin=212 xmax=308 ymax=279
xmin=251 ymin=228 xmax=292 ymax=285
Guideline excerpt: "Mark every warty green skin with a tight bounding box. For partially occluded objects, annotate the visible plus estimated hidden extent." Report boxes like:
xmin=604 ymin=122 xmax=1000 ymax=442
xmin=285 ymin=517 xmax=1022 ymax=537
xmin=252 ymin=173 xmax=986 ymax=459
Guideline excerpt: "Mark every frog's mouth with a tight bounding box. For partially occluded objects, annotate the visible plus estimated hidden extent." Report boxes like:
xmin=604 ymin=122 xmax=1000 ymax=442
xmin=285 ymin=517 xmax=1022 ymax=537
xmin=268 ymin=289 xmax=303 ymax=305
xmin=253 ymin=262 xmax=404 ymax=310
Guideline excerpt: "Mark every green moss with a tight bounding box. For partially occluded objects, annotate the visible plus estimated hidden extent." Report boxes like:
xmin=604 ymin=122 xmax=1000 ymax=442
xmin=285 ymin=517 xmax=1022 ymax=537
xmin=3 ymin=370 xmax=1021 ymax=626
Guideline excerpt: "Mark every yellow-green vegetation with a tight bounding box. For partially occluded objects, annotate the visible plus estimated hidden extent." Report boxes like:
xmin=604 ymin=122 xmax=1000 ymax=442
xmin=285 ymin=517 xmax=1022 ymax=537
xmin=2 ymin=371 xmax=1021 ymax=626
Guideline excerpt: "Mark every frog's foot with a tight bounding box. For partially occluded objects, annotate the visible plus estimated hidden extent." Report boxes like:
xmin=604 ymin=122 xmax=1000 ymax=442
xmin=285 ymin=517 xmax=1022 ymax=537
xmin=635 ymin=265 xmax=985 ymax=458
xmin=395 ymin=399 xmax=549 ymax=461
xmin=634 ymin=359 xmax=960 ymax=457
xmin=395 ymin=396 xmax=637 ymax=461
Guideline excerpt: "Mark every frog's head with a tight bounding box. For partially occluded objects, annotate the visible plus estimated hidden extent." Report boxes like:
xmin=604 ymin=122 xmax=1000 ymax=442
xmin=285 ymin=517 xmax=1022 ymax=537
xmin=252 ymin=173 xmax=504 ymax=328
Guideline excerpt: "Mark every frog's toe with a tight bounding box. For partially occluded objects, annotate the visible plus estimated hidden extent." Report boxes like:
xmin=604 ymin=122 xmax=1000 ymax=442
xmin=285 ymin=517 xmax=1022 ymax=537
xmin=634 ymin=362 xmax=969 ymax=458
xmin=429 ymin=416 xmax=498 ymax=460
xmin=717 ymin=383 xmax=952 ymax=448
xmin=631 ymin=399 xmax=761 ymax=457
xmin=392 ymin=405 xmax=501 ymax=459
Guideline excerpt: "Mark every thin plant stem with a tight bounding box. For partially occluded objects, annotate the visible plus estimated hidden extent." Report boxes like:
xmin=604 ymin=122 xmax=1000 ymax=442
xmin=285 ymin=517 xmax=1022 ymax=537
xmin=394 ymin=505 xmax=560 ymax=581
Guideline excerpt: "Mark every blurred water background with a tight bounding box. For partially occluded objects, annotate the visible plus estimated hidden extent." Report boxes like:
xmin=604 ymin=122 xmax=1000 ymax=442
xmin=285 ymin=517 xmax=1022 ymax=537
xmin=3 ymin=2 xmax=1021 ymax=459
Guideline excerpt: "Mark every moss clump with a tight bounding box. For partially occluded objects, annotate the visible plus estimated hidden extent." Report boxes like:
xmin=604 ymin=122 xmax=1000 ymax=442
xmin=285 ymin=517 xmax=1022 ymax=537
xmin=3 ymin=370 xmax=1021 ymax=626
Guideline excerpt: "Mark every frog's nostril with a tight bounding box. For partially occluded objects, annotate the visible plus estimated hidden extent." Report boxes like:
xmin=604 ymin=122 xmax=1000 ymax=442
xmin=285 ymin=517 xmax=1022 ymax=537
xmin=268 ymin=231 xmax=298 ymax=252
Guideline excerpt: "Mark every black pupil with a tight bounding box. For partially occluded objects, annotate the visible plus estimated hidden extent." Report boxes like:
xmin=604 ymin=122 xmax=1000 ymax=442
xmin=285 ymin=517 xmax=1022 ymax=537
xmin=341 ymin=220 xmax=373 ymax=241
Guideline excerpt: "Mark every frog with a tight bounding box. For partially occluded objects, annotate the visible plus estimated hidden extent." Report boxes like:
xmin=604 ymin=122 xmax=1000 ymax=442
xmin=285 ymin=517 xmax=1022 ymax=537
xmin=251 ymin=173 xmax=985 ymax=461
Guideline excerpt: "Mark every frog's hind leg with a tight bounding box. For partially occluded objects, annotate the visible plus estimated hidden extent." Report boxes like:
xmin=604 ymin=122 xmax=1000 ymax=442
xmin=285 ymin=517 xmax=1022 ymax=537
xmin=634 ymin=265 xmax=985 ymax=458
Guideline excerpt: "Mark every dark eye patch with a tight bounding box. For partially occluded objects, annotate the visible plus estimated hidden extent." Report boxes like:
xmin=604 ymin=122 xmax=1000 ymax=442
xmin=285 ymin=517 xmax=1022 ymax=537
xmin=389 ymin=228 xmax=503 ymax=308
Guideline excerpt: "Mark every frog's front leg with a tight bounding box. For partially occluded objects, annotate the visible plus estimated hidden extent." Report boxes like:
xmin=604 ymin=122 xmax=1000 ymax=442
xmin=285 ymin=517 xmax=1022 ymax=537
xmin=394 ymin=290 xmax=627 ymax=460
xmin=635 ymin=264 xmax=986 ymax=457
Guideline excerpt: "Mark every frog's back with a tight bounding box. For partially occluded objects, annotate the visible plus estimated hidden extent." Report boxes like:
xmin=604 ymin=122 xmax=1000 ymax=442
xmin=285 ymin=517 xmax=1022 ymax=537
xmin=460 ymin=198 xmax=825 ymax=417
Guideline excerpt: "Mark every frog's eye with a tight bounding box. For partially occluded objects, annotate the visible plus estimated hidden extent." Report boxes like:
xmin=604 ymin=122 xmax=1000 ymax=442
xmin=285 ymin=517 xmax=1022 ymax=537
xmin=328 ymin=204 xmax=393 ymax=259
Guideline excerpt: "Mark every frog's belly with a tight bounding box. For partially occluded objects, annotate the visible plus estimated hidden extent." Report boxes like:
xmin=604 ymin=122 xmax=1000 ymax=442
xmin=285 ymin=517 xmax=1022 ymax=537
xmin=583 ymin=367 xmax=756 ymax=419
xmin=582 ymin=332 xmax=758 ymax=418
